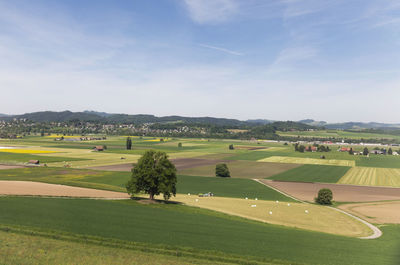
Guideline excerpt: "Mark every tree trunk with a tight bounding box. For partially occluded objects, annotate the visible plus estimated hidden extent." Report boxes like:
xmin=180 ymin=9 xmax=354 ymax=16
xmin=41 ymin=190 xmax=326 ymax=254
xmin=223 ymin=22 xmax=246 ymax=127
xmin=149 ymin=192 xmax=154 ymax=200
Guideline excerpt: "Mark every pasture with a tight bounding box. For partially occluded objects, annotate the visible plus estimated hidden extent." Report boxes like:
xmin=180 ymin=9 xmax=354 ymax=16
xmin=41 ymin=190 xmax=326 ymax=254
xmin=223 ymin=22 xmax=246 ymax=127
xmin=0 ymin=197 xmax=399 ymax=265
xmin=356 ymin=156 xmax=400 ymax=168
xmin=177 ymin=175 xmax=294 ymax=201
xmin=0 ymin=230 xmax=223 ymax=265
xmin=0 ymin=152 xmax=88 ymax=164
xmin=174 ymin=195 xmax=371 ymax=237
xmin=179 ymin=160 xmax=300 ymax=178
xmin=268 ymin=164 xmax=351 ymax=183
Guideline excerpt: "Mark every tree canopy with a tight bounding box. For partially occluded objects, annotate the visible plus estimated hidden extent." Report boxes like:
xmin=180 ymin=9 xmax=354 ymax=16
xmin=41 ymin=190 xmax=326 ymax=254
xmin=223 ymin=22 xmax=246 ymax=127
xmin=216 ymin=163 xmax=231 ymax=178
xmin=126 ymin=137 xmax=132 ymax=150
xmin=126 ymin=150 xmax=177 ymax=200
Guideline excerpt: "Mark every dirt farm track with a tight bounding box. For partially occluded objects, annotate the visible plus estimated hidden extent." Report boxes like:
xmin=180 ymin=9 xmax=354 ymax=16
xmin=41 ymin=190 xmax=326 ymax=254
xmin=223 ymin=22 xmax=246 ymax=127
xmin=261 ymin=180 xmax=400 ymax=202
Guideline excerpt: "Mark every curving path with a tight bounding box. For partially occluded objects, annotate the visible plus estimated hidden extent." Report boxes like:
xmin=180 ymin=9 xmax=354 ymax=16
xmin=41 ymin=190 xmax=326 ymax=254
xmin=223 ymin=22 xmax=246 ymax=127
xmin=254 ymin=179 xmax=383 ymax=239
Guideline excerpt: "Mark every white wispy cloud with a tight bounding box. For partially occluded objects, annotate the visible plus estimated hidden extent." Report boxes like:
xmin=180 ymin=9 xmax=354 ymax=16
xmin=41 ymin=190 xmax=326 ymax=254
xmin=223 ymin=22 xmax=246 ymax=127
xmin=199 ymin=44 xmax=243 ymax=56
xmin=183 ymin=0 xmax=238 ymax=24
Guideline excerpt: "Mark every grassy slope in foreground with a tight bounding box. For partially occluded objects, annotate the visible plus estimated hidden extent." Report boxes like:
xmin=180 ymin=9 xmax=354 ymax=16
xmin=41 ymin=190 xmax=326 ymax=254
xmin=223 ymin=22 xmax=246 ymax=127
xmin=0 ymin=197 xmax=399 ymax=265
xmin=268 ymin=164 xmax=351 ymax=183
xmin=0 ymin=230 xmax=226 ymax=265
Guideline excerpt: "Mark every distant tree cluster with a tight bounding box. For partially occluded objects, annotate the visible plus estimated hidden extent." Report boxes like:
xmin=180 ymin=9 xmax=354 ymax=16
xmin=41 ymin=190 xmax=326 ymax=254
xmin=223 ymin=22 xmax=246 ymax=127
xmin=294 ymin=143 xmax=330 ymax=153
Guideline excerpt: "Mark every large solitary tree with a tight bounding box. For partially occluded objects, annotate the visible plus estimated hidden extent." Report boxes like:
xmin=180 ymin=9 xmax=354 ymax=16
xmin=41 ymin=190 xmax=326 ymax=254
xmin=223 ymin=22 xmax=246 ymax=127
xmin=126 ymin=150 xmax=177 ymax=200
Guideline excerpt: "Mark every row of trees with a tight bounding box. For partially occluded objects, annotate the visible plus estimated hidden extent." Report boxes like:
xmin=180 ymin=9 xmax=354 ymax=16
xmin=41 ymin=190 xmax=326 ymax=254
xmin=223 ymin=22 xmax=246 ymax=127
xmin=294 ymin=143 xmax=331 ymax=153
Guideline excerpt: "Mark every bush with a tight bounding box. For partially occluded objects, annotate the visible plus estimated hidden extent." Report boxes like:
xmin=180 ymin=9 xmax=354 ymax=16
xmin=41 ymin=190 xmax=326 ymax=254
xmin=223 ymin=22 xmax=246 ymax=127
xmin=315 ymin=188 xmax=333 ymax=205
xmin=178 ymin=142 xmax=182 ymax=148
xmin=229 ymin=144 xmax=234 ymax=150
xmin=216 ymin=163 xmax=231 ymax=178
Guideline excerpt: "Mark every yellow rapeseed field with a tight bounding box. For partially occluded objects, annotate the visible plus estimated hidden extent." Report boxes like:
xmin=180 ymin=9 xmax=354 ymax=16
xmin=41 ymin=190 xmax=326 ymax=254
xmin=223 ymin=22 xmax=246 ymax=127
xmin=0 ymin=149 xmax=56 ymax=154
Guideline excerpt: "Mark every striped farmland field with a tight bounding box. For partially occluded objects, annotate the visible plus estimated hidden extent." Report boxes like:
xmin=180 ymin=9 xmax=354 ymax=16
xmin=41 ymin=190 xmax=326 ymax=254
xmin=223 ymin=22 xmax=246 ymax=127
xmin=258 ymin=156 xmax=356 ymax=167
xmin=338 ymin=167 xmax=400 ymax=187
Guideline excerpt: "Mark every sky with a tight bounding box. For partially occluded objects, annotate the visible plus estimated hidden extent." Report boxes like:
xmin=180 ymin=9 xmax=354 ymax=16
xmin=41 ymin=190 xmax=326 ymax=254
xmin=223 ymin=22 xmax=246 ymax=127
xmin=0 ymin=0 xmax=399 ymax=123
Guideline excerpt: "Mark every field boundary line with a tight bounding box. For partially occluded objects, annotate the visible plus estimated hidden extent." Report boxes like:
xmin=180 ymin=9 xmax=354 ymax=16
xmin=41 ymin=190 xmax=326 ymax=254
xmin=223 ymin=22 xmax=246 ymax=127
xmin=253 ymin=179 xmax=304 ymax=203
xmin=253 ymin=179 xmax=383 ymax=239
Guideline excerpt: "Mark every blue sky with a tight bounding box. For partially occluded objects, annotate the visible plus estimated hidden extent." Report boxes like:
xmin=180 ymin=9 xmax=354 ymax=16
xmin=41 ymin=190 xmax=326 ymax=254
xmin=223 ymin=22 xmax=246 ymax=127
xmin=1 ymin=0 xmax=399 ymax=122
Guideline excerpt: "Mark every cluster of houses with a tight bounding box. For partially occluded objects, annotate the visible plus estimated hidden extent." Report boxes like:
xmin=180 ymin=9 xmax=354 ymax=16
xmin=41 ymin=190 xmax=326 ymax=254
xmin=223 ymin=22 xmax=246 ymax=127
xmin=54 ymin=136 xmax=107 ymax=142
xmin=338 ymin=147 xmax=399 ymax=155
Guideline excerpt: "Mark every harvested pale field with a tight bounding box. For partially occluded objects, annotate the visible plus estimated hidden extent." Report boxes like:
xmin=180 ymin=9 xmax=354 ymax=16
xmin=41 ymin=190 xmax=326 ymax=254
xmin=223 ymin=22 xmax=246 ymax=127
xmin=167 ymin=151 xmax=213 ymax=160
xmin=172 ymin=194 xmax=372 ymax=237
xmin=254 ymin=147 xmax=287 ymax=152
xmin=172 ymin=158 xmax=232 ymax=170
xmin=179 ymin=161 xmax=301 ymax=179
xmin=234 ymin=146 xmax=267 ymax=150
xmin=88 ymin=163 xmax=134 ymax=171
xmin=338 ymin=167 xmax=400 ymax=187
xmin=0 ymin=181 xmax=129 ymax=199
xmin=260 ymin=179 xmax=400 ymax=202
xmin=156 ymin=142 xmax=205 ymax=147
xmin=258 ymin=156 xmax=355 ymax=167
xmin=39 ymin=147 xmax=141 ymax=168
xmin=0 ymin=165 xmax=25 ymax=170
xmin=339 ymin=201 xmax=400 ymax=224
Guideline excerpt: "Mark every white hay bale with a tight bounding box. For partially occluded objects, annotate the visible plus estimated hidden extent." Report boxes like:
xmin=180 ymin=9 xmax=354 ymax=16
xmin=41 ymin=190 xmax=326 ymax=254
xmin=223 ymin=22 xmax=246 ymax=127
xmin=245 ymin=197 xmax=248 ymax=200
xmin=305 ymin=210 xmax=309 ymax=213
xmin=195 ymin=199 xmax=199 ymax=202
xmin=255 ymin=198 xmax=258 ymax=200
xmin=269 ymin=211 xmax=272 ymax=215
xmin=287 ymin=203 xmax=290 ymax=206
xmin=251 ymin=205 xmax=257 ymax=207
xmin=188 ymin=193 xmax=191 ymax=196
xmin=276 ymin=200 xmax=279 ymax=203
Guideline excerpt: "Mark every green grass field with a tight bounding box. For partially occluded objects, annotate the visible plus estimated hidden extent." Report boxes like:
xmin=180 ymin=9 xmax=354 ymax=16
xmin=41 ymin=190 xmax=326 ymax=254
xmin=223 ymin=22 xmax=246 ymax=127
xmin=0 ymin=152 xmax=88 ymax=164
xmin=177 ymin=175 xmax=294 ymax=201
xmin=268 ymin=165 xmax=351 ymax=183
xmin=0 ymin=167 xmax=294 ymax=201
xmin=179 ymin=160 xmax=300 ymax=179
xmin=277 ymin=130 xmax=400 ymax=141
xmin=0 ymin=197 xmax=398 ymax=265
xmin=0 ymin=167 xmax=130 ymax=192
xmin=356 ymin=155 xmax=400 ymax=168
xmin=0 ymin=230 xmax=225 ymax=265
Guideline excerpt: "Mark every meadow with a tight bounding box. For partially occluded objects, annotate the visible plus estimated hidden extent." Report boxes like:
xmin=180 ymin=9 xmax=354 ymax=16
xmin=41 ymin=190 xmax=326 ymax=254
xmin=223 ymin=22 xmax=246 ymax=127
xmin=0 ymin=197 xmax=399 ymax=265
xmin=268 ymin=164 xmax=351 ymax=183
xmin=1 ymin=134 xmax=400 ymax=264
xmin=0 ymin=230 xmax=221 ymax=265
